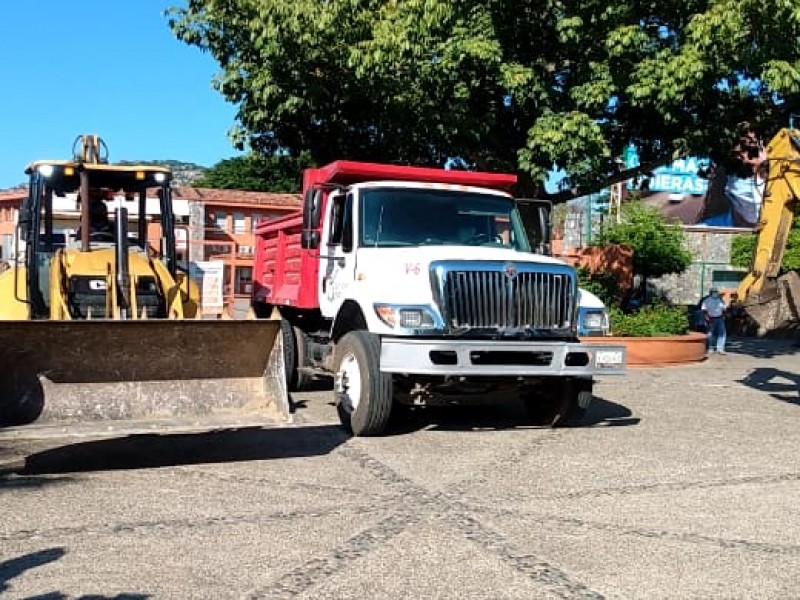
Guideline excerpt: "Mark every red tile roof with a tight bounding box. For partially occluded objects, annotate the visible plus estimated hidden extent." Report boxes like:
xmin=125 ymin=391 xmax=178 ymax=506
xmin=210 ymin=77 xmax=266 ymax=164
xmin=175 ymin=187 xmax=302 ymax=209
xmin=0 ymin=189 xmax=26 ymax=204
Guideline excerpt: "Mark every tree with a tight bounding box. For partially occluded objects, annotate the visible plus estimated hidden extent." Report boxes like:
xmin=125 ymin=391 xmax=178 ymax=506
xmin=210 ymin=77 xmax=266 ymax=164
xmin=194 ymin=152 xmax=315 ymax=192
xmin=592 ymin=200 xmax=692 ymax=286
xmin=168 ymin=1 xmax=800 ymax=197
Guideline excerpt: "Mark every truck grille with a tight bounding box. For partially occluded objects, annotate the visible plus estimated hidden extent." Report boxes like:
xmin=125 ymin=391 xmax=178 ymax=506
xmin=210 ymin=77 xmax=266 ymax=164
xmin=432 ymin=262 xmax=577 ymax=333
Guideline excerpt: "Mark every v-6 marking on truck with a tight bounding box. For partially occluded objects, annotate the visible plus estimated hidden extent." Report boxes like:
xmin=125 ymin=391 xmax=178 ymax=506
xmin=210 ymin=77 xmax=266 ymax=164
xmin=253 ymin=161 xmax=626 ymax=436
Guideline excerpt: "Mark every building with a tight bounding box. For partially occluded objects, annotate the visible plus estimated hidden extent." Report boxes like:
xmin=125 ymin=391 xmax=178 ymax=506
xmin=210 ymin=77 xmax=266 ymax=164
xmin=0 ymin=189 xmax=25 ymax=262
xmin=0 ymin=186 xmax=301 ymax=309
xmin=175 ymin=187 xmax=301 ymax=301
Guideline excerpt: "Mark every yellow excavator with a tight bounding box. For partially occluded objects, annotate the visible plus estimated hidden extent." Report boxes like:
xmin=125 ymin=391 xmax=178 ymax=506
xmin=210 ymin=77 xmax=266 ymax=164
xmin=735 ymin=127 xmax=800 ymax=335
xmin=0 ymin=135 xmax=287 ymax=428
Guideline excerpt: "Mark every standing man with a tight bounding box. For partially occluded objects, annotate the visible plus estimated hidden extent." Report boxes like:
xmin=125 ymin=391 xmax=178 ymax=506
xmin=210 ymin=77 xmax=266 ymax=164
xmin=701 ymin=287 xmax=728 ymax=355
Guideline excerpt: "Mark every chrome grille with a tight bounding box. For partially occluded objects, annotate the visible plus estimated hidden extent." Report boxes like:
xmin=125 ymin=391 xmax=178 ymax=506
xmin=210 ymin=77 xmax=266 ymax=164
xmin=433 ymin=262 xmax=576 ymax=332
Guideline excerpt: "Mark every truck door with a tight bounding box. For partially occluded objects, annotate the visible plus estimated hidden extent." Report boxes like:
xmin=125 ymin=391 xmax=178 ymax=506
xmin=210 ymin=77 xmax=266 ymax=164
xmin=319 ymin=190 xmax=356 ymax=318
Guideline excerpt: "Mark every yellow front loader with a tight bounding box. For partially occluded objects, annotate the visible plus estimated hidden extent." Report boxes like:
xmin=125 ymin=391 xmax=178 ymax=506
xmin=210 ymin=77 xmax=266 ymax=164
xmin=0 ymin=135 xmax=288 ymax=428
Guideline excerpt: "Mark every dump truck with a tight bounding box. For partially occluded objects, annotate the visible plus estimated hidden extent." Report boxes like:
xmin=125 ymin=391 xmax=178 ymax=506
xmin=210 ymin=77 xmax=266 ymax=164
xmin=252 ymin=161 xmax=626 ymax=436
xmin=0 ymin=135 xmax=288 ymax=429
xmin=734 ymin=127 xmax=800 ymax=335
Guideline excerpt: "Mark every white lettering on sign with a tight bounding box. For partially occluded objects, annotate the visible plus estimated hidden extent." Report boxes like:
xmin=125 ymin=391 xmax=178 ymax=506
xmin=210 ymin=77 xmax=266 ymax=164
xmin=89 ymin=280 xmax=107 ymax=291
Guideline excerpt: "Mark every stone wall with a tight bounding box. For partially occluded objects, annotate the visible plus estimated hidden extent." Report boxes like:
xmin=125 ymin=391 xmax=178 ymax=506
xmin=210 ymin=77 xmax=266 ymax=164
xmin=651 ymin=228 xmax=748 ymax=305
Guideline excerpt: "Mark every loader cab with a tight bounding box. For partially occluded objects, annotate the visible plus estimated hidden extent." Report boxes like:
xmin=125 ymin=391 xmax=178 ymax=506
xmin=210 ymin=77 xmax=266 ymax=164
xmin=20 ymin=161 xmax=177 ymax=318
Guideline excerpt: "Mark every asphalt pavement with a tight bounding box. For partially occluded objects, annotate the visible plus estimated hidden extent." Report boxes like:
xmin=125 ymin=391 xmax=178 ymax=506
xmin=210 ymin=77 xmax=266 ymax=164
xmin=1 ymin=336 xmax=799 ymax=599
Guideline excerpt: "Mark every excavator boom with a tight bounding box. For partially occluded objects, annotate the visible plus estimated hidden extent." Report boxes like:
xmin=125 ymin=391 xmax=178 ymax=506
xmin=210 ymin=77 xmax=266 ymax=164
xmin=736 ymin=128 xmax=800 ymax=335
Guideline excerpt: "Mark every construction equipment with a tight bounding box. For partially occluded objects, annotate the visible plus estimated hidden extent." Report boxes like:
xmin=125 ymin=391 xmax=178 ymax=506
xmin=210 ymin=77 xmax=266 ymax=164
xmin=735 ymin=127 xmax=800 ymax=335
xmin=0 ymin=135 xmax=287 ymax=428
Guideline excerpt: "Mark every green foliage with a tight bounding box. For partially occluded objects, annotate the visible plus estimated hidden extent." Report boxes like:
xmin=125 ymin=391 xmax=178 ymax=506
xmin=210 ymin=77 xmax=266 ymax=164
xmin=167 ymin=0 xmax=800 ymax=197
xmin=730 ymin=232 xmax=757 ymax=269
xmin=609 ymin=303 xmax=689 ymax=337
xmin=731 ymin=213 xmax=800 ymax=273
xmin=577 ymin=267 xmax=621 ymax=308
xmin=593 ymin=201 xmax=692 ymax=281
xmin=194 ymin=152 xmax=315 ymax=192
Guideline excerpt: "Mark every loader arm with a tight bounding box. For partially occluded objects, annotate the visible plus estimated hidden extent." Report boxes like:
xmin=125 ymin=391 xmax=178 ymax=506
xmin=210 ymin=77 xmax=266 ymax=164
xmin=737 ymin=128 xmax=800 ymax=302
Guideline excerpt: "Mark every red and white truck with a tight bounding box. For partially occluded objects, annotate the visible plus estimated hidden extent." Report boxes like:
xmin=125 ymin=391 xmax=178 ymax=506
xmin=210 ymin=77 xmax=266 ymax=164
xmin=253 ymin=161 xmax=626 ymax=435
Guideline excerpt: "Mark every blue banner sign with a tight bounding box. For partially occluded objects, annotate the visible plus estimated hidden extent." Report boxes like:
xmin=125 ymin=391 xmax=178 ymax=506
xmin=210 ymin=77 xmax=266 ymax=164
xmin=624 ymin=145 xmax=710 ymax=195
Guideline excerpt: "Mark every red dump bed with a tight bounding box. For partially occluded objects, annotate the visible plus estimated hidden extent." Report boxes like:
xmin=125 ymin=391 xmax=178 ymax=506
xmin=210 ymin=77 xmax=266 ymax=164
xmin=253 ymin=160 xmax=517 ymax=310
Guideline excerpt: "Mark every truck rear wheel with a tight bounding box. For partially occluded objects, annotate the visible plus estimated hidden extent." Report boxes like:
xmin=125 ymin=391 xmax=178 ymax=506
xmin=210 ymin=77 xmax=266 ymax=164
xmin=522 ymin=378 xmax=589 ymax=427
xmin=281 ymin=319 xmax=310 ymax=392
xmin=334 ymin=331 xmax=393 ymax=436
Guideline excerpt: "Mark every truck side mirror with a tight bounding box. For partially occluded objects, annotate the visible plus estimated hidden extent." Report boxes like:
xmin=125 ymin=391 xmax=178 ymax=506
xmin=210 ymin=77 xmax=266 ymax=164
xmin=301 ymin=188 xmax=323 ymax=249
xmin=516 ymin=198 xmax=552 ymax=255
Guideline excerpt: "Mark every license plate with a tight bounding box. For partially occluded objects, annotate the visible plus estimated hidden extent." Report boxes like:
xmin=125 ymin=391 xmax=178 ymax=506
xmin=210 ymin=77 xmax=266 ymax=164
xmin=595 ymin=350 xmax=624 ymax=367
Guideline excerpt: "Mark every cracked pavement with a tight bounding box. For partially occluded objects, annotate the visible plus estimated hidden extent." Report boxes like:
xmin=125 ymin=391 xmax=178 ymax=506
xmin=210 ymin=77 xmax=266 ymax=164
xmin=1 ymin=337 xmax=799 ymax=599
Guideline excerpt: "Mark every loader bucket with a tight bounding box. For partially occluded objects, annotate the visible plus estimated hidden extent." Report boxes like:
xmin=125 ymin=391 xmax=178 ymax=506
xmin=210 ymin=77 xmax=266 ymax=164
xmin=0 ymin=320 xmax=288 ymax=427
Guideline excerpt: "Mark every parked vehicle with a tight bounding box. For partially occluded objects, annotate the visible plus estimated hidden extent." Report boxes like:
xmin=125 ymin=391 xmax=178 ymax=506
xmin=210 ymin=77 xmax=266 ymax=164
xmin=253 ymin=161 xmax=626 ymax=435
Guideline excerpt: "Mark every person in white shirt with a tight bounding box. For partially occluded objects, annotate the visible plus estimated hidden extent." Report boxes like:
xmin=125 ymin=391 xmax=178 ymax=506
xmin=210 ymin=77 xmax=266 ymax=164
xmin=701 ymin=287 xmax=728 ymax=355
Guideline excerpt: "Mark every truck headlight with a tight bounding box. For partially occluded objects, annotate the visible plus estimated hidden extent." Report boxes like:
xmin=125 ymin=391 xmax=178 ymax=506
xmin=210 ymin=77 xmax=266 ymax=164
xmin=583 ymin=311 xmax=605 ymax=330
xmin=579 ymin=308 xmax=609 ymax=335
xmin=374 ymin=304 xmax=437 ymax=329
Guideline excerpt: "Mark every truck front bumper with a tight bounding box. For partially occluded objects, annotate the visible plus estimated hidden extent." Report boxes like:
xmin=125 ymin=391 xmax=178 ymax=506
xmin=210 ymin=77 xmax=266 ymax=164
xmin=380 ymin=338 xmax=626 ymax=377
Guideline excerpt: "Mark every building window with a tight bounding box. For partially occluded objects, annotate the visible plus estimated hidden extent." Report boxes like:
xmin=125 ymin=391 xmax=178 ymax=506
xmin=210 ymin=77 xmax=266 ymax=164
xmin=1 ymin=233 xmax=13 ymax=260
xmin=215 ymin=212 xmax=228 ymax=231
xmin=234 ymin=212 xmax=245 ymax=234
xmin=235 ymin=266 xmax=253 ymax=295
xmin=251 ymin=212 xmax=262 ymax=232
xmin=711 ymin=270 xmax=746 ymax=290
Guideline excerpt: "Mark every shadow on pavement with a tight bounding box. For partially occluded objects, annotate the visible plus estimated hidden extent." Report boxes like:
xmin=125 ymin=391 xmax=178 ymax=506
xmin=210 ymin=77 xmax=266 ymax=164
xmin=584 ymin=396 xmax=640 ymax=426
xmin=27 ymin=594 xmax=148 ymax=600
xmin=388 ymin=395 xmax=637 ymax=433
xmin=1 ymin=548 xmax=66 ymax=595
xmin=738 ymin=367 xmax=800 ymax=406
xmin=14 ymin=424 xmax=349 ymax=476
xmin=288 ymin=375 xmax=333 ymax=414
xmin=726 ymin=336 xmax=800 ymax=358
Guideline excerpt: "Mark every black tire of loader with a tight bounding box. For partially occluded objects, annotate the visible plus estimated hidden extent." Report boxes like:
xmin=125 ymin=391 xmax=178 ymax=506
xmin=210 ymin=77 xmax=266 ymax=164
xmin=0 ymin=371 xmax=45 ymax=427
xmin=334 ymin=331 xmax=393 ymax=436
xmin=523 ymin=378 xmax=589 ymax=427
xmin=281 ymin=319 xmax=310 ymax=392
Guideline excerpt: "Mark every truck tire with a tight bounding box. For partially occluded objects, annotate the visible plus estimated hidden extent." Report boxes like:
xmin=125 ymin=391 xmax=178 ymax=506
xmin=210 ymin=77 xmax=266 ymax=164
xmin=522 ymin=378 xmax=589 ymax=427
xmin=334 ymin=331 xmax=393 ymax=436
xmin=281 ymin=319 xmax=310 ymax=392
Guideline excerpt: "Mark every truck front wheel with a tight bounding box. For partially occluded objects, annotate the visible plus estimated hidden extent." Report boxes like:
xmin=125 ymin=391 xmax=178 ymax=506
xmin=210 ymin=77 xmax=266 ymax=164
xmin=334 ymin=331 xmax=393 ymax=436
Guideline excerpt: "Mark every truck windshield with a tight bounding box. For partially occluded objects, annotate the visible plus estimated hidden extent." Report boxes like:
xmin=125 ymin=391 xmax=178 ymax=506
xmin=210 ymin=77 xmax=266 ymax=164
xmin=360 ymin=187 xmax=531 ymax=251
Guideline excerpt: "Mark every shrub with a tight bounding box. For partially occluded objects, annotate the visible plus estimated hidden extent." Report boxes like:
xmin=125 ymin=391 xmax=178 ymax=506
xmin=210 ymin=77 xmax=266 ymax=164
xmin=609 ymin=303 xmax=689 ymax=337
xmin=592 ymin=201 xmax=692 ymax=283
xmin=577 ymin=267 xmax=620 ymax=308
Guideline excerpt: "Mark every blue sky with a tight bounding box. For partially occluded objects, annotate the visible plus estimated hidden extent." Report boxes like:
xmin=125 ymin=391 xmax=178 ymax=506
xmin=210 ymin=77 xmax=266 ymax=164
xmin=0 ymin=1 xmax=239 ymax=188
